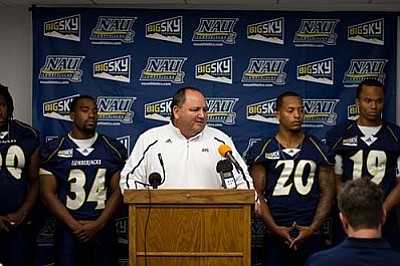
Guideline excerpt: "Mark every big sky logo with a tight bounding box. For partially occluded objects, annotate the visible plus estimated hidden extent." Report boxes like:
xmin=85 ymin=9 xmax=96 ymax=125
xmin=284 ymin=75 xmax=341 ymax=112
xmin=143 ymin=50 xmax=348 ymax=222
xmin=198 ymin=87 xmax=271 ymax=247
xmin=90 ymin=16 xmax=136 ymax=43
xmin=192 ymin=18 xmax=238 ymax=45
xmin=293 ymin=19 xmax=339 ymax=46
xmin=39 ymin=55 xmax=85 ymax=82
xmin=42 ymin=94 xmax=80 ymax=121
xmin=195 ymin=56 xmax=233 ymax=84
xmin=144 ymin=98 xmax=172 ymax=122
xmin=97 ymin=96 xmax=136 ymax=125
xmin=140 ymin=57 xmax=187 ymax=84
xmin=44 ymin=14 xmax=80 ymax=42
xmin=343 ymin=59 xmax=387 ymax=86
xmin=297 ymin=58 xmax=334 ymax=85
xmin=145 ymin=97 xmax=238 ymax=126
xmin=93 ymin=55 xmax=131 ymax=83
xmin=348 ymin=18 xmax=384 ymax=45
xmin=242 ymin=58 xmax=288 ymax=86
xmin=247 ymin=17 xmax=284 ymax=45
xmin=247 ymin=98 xmax=338 ymax=127
xmin=347 ymin=104 xmax=359 ymax=121
xmin=146 ymin=16 xmax=183 ymax=43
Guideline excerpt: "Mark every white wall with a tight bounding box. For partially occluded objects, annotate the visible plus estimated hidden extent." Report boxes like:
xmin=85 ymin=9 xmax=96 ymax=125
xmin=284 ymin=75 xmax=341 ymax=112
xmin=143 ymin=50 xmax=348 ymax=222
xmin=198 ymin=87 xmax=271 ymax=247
xmin=0 ymin=8 xmax=398 ymax=126
xmin=0 ymin=7 xmax=32 ymax=124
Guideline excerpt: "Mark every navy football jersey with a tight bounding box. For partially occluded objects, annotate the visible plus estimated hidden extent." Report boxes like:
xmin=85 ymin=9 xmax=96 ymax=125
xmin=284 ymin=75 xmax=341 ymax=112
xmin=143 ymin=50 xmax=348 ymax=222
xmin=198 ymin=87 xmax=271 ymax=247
xmin=246 ymin=135 xmax=335 ymax=227
xmin=40 ymin=134 xmax=127 ymax=220
xmin=0 ymin=120 xmax=39 ymax=215
xmin=326 ymin=121 xmax=400 ymax=198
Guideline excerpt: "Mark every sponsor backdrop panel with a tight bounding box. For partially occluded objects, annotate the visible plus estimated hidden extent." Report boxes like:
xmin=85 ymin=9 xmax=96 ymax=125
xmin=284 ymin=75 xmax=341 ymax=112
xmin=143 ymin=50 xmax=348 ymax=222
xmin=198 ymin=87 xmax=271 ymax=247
xmin=32 ymin=7 xmax=397 ymax=266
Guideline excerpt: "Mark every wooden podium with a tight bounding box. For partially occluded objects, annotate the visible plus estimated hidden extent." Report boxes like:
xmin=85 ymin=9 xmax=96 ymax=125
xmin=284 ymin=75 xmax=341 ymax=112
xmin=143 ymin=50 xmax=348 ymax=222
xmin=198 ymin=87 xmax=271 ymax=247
xmin=124 ymin=189 xmax=254 ymax=266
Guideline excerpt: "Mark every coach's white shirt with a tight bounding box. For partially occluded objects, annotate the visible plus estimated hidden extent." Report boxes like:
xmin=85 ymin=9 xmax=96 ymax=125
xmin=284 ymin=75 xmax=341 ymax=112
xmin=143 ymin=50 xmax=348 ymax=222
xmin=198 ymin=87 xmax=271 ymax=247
xmin=120 ymin=122 xmax=252 ymax=192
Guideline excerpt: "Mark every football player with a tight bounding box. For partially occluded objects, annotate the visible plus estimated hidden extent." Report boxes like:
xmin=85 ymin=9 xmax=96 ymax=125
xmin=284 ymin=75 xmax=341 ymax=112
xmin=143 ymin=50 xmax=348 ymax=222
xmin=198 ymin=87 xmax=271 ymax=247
xmin=39 ymin=95 xmax=127 ymax=265
xmin=246 ymin=91 xmax=335 ymax=266
xmin=326 ymin=79 xmax=400 ymax=250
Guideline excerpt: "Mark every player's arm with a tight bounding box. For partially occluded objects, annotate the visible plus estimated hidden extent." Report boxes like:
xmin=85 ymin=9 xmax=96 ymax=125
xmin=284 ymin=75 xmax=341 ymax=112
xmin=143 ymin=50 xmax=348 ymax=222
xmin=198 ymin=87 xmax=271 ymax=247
xmin=7 ymin=148 xmax=40 ymax=226
xmin=383 ymin=177 xmax=400 ymax=213
xmin=333 ymin=154 xmax=344 ymax=195
xmin=310 ymin=164 xmax=335 ymax=230
xmin=74 ymin=170 xmax=123 ymax=242
xmin=95 ymin=170 xmax=123 ymax=228
xmin=249 ymin=163 xmax=293 ymax=244
xmin=292 ymin=164 xmax=335 ymax=248
xmin=39 ymin=173 xmax=80 ymax=232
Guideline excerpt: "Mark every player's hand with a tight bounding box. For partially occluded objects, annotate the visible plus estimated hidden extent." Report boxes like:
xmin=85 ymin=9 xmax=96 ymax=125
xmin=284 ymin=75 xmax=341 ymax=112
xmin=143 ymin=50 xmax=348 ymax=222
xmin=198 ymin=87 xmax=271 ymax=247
xmin=73 ymin=220 xmax=102 ymax=242
xmin=0 ymin=216 xmax=14 ymax=232
xmin=6 ymin=209 xmax=27 ymax=227
xmin=290 ymin=222 xmax=315 ymax=249
xmin=271 ymin=225 xmax=294 ymax=246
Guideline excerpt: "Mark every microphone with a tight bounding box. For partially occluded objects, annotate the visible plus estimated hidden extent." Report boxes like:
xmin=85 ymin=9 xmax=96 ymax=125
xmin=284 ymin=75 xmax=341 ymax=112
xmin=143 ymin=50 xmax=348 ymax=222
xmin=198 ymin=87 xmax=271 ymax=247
xmin=158 ymin=153 xmax=166 ymax=185
xmin=218 ymin=144 xmax=243 ymax=173
xmin=148 ymin=172 xmax=162 ymax=189
xmin=216 ymin=159 xmax=237 ymax=189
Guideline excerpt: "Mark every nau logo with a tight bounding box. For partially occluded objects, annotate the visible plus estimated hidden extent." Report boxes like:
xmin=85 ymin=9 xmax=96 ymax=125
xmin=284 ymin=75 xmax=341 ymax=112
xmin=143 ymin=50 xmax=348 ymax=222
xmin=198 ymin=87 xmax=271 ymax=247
xmin=297 ymin=58 xmax=334 ymax=85
xmin=192 ymin=18 xmax=238 ymax=45
xmin=140 ymin=57 xmax=187 ymax=84
xmin=146 ymin=16 xmax=183 ymax=43
xmin=93 ymin=55 xmax=131 ymax=83
xmin=116 ymin=135 xmax=131 ymax=157
xmin=97 ymin=96 xmax=135 ymax=124
xmin=206 ymin=98 xmax=238 ymax=126
xmin=242 ymin=58 xmax=288 ymax=86
xmin=294 ymin=19 xmax=339 ymax=46
xmin=195 ymin=56 xmax=233 ymax=84
xmin=39 ymin=55 xmax=85 ymax=83
xmin=347 ymin=104 xmax=359 ymax=121
xmin=247 ymin=98 xmax=338 ymax=126
xmin=348 ymin=19 xmax=384 ymax=45
xmin=43 ymin=94 xmax=79 ymax=121
xmin=44 ymin=14 xmax=80 ymax=42
xmin=247 ymin=17 xmax=284 ymax=45
xmin=145 ymin=97 xmax=238 ymax=126
xmin=90 ymin=16 xmax=136 ymax=43
xmin=343 ymin=59 xmax=387 ymax=86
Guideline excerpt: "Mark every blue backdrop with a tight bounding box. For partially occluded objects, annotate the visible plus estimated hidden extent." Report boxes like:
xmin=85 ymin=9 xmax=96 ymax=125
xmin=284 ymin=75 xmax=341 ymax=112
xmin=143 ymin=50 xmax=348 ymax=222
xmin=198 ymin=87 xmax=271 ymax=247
xmin=32 ymin=7 xmax=398 ymax=266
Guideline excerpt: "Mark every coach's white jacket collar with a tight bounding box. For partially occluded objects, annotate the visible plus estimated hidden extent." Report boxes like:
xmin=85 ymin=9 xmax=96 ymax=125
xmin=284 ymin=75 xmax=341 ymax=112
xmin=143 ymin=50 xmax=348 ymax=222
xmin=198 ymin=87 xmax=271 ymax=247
xmin=168 ymin=121 xmax=205 ymax=141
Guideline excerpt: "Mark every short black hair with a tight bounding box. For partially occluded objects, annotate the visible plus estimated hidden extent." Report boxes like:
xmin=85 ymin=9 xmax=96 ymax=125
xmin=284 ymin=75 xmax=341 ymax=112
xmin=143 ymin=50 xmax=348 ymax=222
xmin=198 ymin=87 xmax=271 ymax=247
xmin=276 ymin=91 xmax=302 ymax=111
xmin=0 ymin=83 xmax=14 ymax=119
xmin=356 ymin=79 xmax=384 ymax=99
xmin=170 ymin=87 xmax=204 ymax=121
xmin=338 ymin=179 xmax=383 ymax=230
xmin=69 ymin=95 xmax=96 ymax=113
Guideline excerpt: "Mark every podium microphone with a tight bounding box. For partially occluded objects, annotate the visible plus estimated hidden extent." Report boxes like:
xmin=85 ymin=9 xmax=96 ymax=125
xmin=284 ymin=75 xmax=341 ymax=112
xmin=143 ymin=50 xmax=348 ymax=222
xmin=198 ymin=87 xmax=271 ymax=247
xmin=218 ymin=144 xmax=243 ymax=172
xmin=149 ymin=172 xmax=162 ymax=189
xmin=216 ymin=159 xmax=237 ymax=189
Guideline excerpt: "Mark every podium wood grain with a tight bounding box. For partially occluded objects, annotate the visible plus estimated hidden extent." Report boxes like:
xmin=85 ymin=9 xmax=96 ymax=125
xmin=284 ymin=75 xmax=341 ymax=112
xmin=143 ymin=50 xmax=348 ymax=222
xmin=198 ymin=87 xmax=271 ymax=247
xmin=124 ymin=189 xmax=254 ymax=266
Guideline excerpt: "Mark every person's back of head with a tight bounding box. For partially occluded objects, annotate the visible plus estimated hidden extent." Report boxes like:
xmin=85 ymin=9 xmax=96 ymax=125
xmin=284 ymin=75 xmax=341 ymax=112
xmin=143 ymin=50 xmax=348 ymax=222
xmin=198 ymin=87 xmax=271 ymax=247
xmin=338 ymin=179 xmax=383 ymax=231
